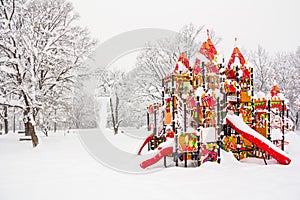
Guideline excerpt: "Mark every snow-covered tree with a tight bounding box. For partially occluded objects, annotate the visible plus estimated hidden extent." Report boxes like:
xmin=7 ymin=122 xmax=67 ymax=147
xmin=291 ymin=47 xmax=300 ymax=130
xmin=0 ymin=0 xmax=96 ymax=146
xmin=69 ymin=83 xmax=97 ymax=129
xmin=249 ymin=45 xmax=273 ymax=93
xmin=272 ymin=48 xmax=300 ymax=130
xmin=96 ymin=70 xmax=126 ymax=134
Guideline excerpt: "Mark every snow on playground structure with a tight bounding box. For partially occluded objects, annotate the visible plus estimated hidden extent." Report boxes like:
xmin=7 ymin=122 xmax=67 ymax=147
xmin=138 ymin=31 xmax=292 ymax=169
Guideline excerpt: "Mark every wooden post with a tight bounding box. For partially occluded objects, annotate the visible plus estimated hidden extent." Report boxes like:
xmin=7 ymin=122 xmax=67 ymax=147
xmin=267 ymin=100 xmax=271 ymax=140
xmin=162 ymin=78 xmax=166 ymax=138
xmin=197 ymin=134 xmax=201 ymax=166
xmin=223 ymin=124 xmax=228 ymax=136
xmin=217 ymin=96 xmax=221 ymax=164
xmin=175 ymin=133 xmax=178 ymax=167
xmin=183 ymin=99 xmax=187 ymax=132
xmin=236 ymin=65 xmax=240 ymax=116
xmin=147 ymin=107 xmax=150 ymax=131
xmin=189 ymin=67 xmax=193 ymax=86
xmin=172 ymin=75 xmax=175 ymax=132
xmin=196 ymin=96 xmax=201 ymax=127
xmin=237 ymin=135 xmax=241 ymax=161
xmin=184 ymin=152 xmax=187 ymax=167
xmin=217 ymin=97 xmax=221 ymax=135
xmin=281 ymin=100 xmax=285 ymax=151
xmin=250 ymin=67 xmax=255 ymax=127
xmin=171 ymin=74 xmax=178 ymax=167
xmin=202 ymin=62 xmax=205 ymax=90
xmin=217 ymin=140 xmax=221 ymax=164
xmin=164 ymin=156 xmax=167 ymax=168
xmin=203 ymin=105 xmax=206 ymax=127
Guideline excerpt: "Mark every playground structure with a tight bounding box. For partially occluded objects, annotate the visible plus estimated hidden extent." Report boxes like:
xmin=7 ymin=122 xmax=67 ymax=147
xmin=138 ymin=31 xmax=292 ymax=169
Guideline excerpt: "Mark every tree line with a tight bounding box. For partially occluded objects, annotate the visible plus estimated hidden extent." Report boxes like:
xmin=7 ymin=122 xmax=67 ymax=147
xmin=1 ymin=1 xmax=299 ymax=147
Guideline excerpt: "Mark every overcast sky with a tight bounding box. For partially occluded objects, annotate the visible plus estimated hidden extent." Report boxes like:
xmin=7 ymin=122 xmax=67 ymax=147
xmin=71 ymin=0 xmax=299 ymax=66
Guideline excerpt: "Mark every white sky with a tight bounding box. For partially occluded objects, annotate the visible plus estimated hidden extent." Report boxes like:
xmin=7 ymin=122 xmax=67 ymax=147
xmin=71 ymin=0 xmax=300 ymax=69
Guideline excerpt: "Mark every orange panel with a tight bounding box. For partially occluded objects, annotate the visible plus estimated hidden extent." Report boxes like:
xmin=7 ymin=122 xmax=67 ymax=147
xmin=240 ymin=91 xmax=251 ymax=102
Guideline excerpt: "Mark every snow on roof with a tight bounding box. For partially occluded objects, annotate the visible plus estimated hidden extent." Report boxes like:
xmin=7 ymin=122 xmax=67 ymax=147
xmin=256 ymin=91 xmax=266 ymax=99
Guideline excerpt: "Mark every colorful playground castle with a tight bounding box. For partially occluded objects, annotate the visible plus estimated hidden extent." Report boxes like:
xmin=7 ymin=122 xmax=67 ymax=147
xmin=138 ymin=31 xmax=292 ymax=169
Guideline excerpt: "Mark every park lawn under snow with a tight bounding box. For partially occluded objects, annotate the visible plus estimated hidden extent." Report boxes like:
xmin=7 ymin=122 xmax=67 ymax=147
xmin=1 ymin=128 xmax=300 ymax=200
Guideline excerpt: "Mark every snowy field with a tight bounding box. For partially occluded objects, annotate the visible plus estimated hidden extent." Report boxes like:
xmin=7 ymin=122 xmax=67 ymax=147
xmin=1 ymin=128 xmax=300 ymax=200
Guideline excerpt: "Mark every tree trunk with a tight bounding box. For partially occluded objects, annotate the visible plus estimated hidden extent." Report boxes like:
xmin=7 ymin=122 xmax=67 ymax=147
xmin=27 ymin=121 xmax=38 ymax=147
xmin=54 ymin=121 xmax=57 ymax=133
xmin=4 ymin=106 xmax=8 ymax=134
xmin=110 ymin=97 xmax=116 ymax=134
xmin=54 ymin=109 xmax=57 ymax=132
xmin=44 ymin=130 xmax=48 ymax=137
xmin=296 ymin=111 xmax=299 ymax=130
xmin=42 ymin=127 xmax=48 ymax=137
xmin=24 ymin=118 xmax=30 ymax=136
xmin=13 ymin=107 xmax=16 ymax=133
xmin=115 ymin=94 xmax=119 ymax=129
xmin=109 ymin=97 xmax=119 ymax=135
xmin=24 ymin=110 xmax=39 ymax=147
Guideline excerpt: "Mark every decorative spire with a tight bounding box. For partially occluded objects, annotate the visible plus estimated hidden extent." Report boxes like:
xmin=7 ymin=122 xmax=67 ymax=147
xmin=234 ymin=37 xmax=238 ymax=48
xmin=270 ymin=77 xmax=280 ymax=97
xmin=199 ymin=29 xmax=217 ymax=61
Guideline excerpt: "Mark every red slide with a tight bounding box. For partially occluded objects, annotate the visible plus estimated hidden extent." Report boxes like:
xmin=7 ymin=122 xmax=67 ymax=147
xmin=137 ymin=133 xmax=154 ymax=155
xmin=140 ymin=147 xmax=173 ymax=169
xmin=226 ymin=114 xmax=291 ymax=165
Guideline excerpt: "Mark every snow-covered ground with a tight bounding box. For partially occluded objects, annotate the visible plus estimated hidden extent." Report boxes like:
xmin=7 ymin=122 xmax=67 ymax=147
xmin=1 ymin=128 xmax=300 ymax=200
